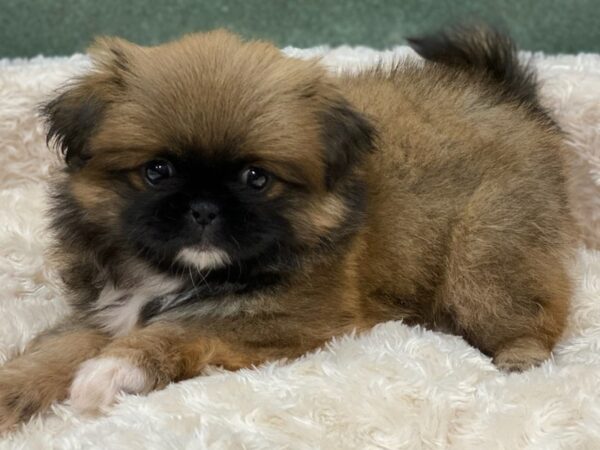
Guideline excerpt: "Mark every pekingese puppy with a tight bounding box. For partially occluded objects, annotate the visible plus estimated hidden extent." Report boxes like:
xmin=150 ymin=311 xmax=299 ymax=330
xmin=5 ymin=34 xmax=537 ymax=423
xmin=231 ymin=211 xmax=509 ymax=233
xmin=0 ymin=24 xmax=576 ymax=431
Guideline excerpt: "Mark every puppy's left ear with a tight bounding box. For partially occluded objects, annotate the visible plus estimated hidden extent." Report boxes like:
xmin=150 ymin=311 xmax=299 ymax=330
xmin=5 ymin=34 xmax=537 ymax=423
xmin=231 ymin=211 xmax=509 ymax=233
xmin=42 ymin=37 xmax=137 ymax=169
xmin=319 ymin=96 xmax=376 ymax=189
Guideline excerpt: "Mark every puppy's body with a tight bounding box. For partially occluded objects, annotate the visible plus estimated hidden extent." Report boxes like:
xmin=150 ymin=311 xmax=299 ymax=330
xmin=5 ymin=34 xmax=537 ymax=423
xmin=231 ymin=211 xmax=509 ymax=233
xmin=348 ymin=64 xmax=573 ymax=348
xmin=0 ymin=26 xmax=575 ymax=431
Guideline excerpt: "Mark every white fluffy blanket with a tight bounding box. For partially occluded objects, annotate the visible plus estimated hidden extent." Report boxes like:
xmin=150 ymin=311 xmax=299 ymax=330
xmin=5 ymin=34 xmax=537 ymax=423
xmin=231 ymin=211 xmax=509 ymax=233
xmin=1 ymin=47 xmax=600 ymax=449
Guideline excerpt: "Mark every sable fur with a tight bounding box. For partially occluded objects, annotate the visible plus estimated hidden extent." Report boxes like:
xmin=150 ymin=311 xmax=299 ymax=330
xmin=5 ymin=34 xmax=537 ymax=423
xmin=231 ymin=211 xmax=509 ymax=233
xmin=0 ymin=24 xmax=576 ymax=431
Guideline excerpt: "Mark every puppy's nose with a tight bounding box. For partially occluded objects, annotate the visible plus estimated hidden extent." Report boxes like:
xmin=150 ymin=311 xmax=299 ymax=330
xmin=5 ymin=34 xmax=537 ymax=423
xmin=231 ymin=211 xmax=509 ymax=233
xmin=189 ymin=200 xmax=220 ymax=227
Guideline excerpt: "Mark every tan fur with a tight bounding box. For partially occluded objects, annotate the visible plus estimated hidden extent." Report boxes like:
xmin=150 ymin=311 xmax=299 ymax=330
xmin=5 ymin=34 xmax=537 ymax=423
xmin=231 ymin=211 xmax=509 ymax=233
xmin=0 ymin=327 xmax=108 ymax=432
xmin=0 ymin=29 xmax=576 ymax=431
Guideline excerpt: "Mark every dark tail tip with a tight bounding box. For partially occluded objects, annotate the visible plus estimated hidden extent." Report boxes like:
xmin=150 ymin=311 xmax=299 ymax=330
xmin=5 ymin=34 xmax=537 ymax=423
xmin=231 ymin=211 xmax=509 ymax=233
xmin=407 ymin=23 xmax=539 ymax=108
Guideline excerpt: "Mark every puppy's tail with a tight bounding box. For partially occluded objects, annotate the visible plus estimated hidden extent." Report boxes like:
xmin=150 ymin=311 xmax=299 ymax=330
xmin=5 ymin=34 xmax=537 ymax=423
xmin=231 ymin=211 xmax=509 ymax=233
xmin=407 ymin=24 xmax=541 ymax=110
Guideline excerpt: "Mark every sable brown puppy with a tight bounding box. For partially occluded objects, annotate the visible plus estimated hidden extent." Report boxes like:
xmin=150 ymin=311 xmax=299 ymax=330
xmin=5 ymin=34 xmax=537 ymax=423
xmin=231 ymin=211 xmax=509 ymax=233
xmin=0 ymin=25 xmax=575 ymax=431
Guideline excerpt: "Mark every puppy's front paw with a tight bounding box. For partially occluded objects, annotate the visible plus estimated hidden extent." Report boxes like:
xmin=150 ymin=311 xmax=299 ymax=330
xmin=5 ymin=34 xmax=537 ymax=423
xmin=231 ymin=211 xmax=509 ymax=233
xmin=0 ymin=378 xmax=30 ymax=434
xmin=69 ymin=357 xmax=151 ymax=414
xmin=0 ymin=366 xmax=68 ymax=434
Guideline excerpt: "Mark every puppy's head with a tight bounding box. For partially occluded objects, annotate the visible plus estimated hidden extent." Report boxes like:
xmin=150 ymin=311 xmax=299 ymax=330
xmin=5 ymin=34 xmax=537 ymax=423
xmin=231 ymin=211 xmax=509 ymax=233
xmin=44 ymin=31 xmax=374 ymax=276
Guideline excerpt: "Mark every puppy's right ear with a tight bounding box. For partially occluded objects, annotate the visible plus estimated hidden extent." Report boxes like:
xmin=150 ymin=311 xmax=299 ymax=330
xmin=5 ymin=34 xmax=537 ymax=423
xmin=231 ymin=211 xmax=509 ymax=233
xmin=42 ymin=37 xmax=137 ymax=169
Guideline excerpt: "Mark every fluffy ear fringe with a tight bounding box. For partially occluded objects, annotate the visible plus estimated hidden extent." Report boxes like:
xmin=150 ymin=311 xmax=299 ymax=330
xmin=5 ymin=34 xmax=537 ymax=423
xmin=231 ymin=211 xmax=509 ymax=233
xmin=41 ymin=37 xmax=138 ymax=169
xmin=42 ymin=87 xmax=105 ymax=169
xmin=320 ymin=97 xmax=376 ymax=190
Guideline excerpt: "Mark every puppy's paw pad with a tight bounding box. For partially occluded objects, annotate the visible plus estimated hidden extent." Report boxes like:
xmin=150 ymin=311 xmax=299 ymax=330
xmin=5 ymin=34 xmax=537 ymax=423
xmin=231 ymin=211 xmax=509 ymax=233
xmin=69 ymin=357 xmax=150 ymax=414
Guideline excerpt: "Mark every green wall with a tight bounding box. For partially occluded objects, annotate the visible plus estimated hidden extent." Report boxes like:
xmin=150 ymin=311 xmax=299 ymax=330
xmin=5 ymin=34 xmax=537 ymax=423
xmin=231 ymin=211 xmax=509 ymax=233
xmin=1 ymin=0 xmax=599 ymax=57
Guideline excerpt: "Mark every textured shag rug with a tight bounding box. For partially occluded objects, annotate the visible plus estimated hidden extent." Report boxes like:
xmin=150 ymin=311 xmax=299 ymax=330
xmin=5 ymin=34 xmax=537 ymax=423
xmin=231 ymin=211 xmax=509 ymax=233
xmin=1 ymin=46 xmax=600 ymax=449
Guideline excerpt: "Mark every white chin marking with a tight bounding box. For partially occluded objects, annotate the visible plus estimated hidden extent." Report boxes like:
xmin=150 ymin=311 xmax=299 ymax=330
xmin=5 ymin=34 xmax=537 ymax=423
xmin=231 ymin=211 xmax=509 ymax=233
xmin=177 ymin=248 xmax=230 ymax=270
xmin=69 ymin=357 xmax=150 ymax=414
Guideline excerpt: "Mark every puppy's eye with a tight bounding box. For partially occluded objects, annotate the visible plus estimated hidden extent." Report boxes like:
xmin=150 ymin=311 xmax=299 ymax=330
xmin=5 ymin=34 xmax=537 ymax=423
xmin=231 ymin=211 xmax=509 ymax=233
xmin=145 ymin=160 xmax=175 ymax=185
xmin=240 ymin=166 xmax=270 ymax=190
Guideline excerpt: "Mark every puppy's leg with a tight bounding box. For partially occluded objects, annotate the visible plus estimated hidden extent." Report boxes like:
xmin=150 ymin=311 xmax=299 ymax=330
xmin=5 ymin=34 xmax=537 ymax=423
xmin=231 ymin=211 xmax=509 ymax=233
xmin=0 ymin=324 xmax=109 ymax=432
xmin=68 ymin=321 xmax=285 ymax=413
xmin=441 ymin=248 xmax=570 ymax=371
xmin=439 ymin=186 xmax=572 ymax=371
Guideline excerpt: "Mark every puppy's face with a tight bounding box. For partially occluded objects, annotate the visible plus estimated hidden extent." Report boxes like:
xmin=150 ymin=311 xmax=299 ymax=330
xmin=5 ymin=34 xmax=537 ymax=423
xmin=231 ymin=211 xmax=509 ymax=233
xmin=44 ymin=31 xmax=373 ymax=276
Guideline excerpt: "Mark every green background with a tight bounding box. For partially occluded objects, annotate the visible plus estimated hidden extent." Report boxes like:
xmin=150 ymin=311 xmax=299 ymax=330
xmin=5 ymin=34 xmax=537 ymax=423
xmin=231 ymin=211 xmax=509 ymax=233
xmin=1 ymin=0 xmax=599 ymax=58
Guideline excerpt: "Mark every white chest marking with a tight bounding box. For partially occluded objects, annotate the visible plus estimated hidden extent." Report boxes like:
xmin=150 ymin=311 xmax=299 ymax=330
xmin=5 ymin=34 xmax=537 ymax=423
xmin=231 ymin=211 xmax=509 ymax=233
xmin=93 ymin=274 xmax=182 ymax=337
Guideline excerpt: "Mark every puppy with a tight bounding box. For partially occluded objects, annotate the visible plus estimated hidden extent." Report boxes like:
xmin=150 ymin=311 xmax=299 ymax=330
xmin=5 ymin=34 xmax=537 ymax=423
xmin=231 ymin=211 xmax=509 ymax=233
xmin=0 ymin=24 xmax=575 ymax=431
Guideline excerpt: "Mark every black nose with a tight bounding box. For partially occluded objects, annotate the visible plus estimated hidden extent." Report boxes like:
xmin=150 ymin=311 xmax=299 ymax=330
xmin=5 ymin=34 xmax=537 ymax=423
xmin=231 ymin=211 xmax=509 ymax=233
xmin=189 ymin=200 xmax=220 ymax=227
